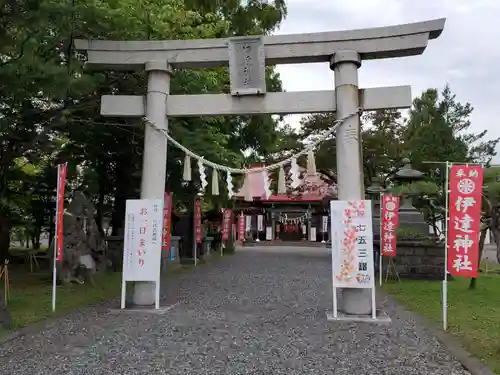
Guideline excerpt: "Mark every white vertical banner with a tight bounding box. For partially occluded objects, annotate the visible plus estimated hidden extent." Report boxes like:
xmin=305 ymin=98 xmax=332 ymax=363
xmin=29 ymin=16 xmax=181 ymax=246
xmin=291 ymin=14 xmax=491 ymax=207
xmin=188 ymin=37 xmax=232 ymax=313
xmin=257 ymin=215 xmax=264 ymax=231
xmin=321 ymin=215 xmax=329 ymax=243
xmin=265 ymin=226 xmax=272 ymax=240
xmin=309 ymin=227 xmax=316 ymax=241
xmin=245 ymin=215 xmax=252 ymax=232
xmin=322 ymin=216 xmax=329 ymax=233
xmin=121 ymin=199 xmax=163 ymax=309
xmin=330 ymin=200 xmax=376 ymax=319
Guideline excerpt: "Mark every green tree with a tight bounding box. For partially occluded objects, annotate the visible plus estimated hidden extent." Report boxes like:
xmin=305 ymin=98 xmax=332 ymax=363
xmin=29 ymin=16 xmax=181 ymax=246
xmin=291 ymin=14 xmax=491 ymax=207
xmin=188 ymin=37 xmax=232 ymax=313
xmin=185 ymin=0 xmax=287 ymax=36
xmin=298 ymin=109 xmax=404 ymax=187
xmin=299 ymin=85 xmax=498 ymax=187
xmin=298 ymin=85 xmax=499 ymax=243
xmin=386 ymin=86 xmax=498 ymax=289
xmin=398 ymin=86 xmax=498 ymax=234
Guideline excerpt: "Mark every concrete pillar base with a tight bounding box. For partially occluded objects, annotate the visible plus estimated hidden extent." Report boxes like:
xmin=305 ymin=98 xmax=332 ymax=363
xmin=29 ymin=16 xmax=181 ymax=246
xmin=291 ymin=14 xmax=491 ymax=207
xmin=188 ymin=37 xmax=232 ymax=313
xmin=132 ymin=281 xmax=156 ymax=306
xmin=340 ymin=288 xmax=372 ymax=315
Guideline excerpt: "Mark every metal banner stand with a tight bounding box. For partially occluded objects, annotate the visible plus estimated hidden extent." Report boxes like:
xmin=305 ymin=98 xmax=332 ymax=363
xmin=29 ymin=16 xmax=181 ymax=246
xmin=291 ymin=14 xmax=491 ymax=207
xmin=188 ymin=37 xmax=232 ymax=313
xmin=384 ymin=258 xmax=401 ymax=283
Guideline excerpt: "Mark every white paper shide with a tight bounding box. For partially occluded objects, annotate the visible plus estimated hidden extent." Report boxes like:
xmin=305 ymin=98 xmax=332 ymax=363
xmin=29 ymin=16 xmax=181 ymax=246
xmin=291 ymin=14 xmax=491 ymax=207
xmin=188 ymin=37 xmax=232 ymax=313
xmin=330 ymin=200 xmax=375 ymax=289
xmin=123 ymin=199 xmax=163 ymax=282
xmin=245 ymin=215 xmax=252 ymax=232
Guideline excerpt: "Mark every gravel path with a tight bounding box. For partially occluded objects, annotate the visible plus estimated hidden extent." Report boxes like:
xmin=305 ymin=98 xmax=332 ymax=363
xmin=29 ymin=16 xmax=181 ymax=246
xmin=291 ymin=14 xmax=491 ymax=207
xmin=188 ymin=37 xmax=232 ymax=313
xmin=0 ymin=246 xmax=470 ymax=375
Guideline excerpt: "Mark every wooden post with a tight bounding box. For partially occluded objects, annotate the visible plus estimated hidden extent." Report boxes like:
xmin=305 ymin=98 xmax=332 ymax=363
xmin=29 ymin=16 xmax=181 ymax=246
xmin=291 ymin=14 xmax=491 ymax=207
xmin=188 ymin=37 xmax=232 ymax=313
xmin=0 ymin=260 xmax=10 ymax=306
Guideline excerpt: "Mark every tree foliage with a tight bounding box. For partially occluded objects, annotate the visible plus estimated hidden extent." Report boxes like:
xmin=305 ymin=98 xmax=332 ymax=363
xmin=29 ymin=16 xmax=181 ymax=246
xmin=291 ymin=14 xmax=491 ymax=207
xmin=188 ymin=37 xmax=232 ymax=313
xmin=299 ymin=85 xmax=498 ymax=189
xmin=0 ymin=0 xmax=292 ymax=264
xmin=299 ymin=85 xmax=499 ymax=287
xmin=0 ymin=0 xmax=296 ymax=325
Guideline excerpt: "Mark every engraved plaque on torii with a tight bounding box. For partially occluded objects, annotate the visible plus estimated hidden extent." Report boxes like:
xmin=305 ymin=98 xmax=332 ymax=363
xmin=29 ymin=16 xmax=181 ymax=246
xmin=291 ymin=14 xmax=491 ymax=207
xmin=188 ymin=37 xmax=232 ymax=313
xmin=228 ymin=36 xmax=266 ymax=96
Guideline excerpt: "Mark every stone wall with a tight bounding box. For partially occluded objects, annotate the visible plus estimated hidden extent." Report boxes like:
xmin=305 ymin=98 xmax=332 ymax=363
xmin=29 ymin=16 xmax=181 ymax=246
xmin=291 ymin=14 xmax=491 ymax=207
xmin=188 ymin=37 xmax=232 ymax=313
xmin=378 ymin=240 xmax=445 ymax=280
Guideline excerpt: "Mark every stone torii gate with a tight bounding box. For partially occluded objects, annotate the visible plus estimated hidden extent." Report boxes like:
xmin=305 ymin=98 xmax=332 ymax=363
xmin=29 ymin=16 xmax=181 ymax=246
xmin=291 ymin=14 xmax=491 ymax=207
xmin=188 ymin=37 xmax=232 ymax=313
xmin=75 ymin=18 xmax=445 ymax=316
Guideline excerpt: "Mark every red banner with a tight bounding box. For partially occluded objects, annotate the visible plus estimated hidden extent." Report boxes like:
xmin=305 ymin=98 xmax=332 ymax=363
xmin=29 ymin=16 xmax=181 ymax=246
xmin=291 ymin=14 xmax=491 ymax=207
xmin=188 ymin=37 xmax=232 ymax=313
xmin=238 ymin=213 xmax=245 ymax=242
xmin=161 ymin=192 xmax=172 ymax=252
xmin=222 ymin=209 xmax=232 ymax=242
xmin=55 ymin=163 xmax=67 ymax=261
xmin=194 ymin=198 xmax=202 ymax=244
xmin=381 ymin=194 xmax=400 ymax=257
xmin=447 ymin=164 xmax=483 ymax=278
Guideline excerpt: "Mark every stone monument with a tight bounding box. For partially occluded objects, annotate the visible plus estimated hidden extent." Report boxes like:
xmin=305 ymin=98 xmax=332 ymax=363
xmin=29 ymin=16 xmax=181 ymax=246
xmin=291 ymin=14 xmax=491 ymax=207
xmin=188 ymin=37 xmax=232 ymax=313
xmin=51 ymin=191 xmax=106 ymax=284
xmin=74 ymin=18 xmax=446 ymax=316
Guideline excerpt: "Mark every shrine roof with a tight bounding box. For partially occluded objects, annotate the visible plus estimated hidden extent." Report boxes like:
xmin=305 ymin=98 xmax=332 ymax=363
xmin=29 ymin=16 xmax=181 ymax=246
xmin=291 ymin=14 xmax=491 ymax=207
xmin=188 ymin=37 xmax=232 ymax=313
xmin=234 ymin=164 xmax=336 ymax=202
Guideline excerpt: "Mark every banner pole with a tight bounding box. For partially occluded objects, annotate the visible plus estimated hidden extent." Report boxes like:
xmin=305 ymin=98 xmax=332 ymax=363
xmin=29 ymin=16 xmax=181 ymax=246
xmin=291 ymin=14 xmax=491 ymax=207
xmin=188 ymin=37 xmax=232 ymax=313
xmin=52 ymin=165 xmax=61 ymax=313
xmin=379 ymin=192 xmax=383 ymax=286
xmin=443 ymin=161 xmax=450 ymax=331
xmin=330 ymin=202 xmax=338 ymax=318
xmin=221 ymin=209 xmax=225 ymax=257
xmin=194 ymin=197 xmax=198 ymax=267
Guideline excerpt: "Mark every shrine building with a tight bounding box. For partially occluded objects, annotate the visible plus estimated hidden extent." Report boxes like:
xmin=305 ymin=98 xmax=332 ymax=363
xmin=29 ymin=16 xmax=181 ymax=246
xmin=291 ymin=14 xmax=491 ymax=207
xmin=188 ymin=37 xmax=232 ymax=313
xmin=234 ymin=165 xmax=336 ymax=243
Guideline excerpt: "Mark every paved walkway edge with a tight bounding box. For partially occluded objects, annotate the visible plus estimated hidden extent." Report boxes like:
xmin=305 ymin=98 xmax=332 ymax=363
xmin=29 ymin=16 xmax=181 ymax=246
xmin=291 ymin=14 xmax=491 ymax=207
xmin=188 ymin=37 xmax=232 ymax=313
xmin=380 ymin=290 xmax=496 ymax=375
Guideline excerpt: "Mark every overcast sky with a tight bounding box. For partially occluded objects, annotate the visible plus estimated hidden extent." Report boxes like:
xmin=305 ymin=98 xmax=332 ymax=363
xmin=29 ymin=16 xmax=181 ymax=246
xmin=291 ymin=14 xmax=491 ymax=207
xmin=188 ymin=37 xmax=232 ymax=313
xmin=274 ymin=0 xmax=499 ymax=160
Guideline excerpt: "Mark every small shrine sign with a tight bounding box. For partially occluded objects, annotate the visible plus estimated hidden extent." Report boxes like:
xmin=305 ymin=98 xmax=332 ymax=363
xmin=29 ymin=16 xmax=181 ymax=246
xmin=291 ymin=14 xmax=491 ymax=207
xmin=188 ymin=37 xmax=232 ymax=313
xmin=330 ymin=200 xmax=375 ymax=289
xmin=330 ymin=200 xmax=376 ymax=318
xmin=121 ymin=199 xmax=163 ymax=309
xmin=122 ymin=199 xmax=163 ymax=282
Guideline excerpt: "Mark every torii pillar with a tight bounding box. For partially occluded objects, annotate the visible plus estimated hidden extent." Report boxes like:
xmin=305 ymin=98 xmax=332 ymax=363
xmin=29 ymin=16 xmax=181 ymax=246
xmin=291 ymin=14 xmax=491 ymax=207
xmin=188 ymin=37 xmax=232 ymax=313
xmin=74 ymin=18 xmax=446 ymax=314
xmin=331 ymin=50 xmax=370 ymax=314
xmin=133 ymin=61 xmax=171 ymax=305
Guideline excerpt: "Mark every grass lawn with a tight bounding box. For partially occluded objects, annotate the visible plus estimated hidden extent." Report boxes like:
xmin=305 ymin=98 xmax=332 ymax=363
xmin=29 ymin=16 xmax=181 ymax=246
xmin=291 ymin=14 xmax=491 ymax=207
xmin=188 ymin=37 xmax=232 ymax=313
xmin=2 ymin=268 xmax=123 ymax=330
xmin=383 ymin=265 xmax=500 ymax=374
xmin=0 ymin=252 xmax=228 ymax=337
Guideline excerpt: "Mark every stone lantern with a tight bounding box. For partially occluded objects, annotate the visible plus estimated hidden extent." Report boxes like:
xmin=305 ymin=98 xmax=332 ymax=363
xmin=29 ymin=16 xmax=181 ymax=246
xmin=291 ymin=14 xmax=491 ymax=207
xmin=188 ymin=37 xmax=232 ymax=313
xmin=393 ymin=158 xmax=428 ymax=234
